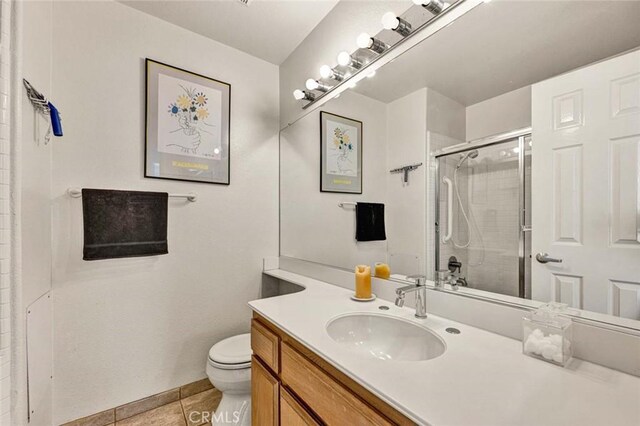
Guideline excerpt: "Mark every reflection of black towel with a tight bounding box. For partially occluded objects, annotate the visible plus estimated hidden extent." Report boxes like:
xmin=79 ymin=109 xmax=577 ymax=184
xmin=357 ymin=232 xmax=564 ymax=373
xmin=82 ymin=189 xmax=168 ymax=260
xmin=355 ymin=202 xmax=386 ymax=241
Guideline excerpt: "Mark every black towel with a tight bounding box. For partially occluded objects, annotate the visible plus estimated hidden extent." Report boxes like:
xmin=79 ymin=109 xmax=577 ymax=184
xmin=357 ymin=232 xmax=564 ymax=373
xmin=82 ymin=189 xmax=168 ymax=260
xmin=355 ymin=202 xmax=386 ymax=241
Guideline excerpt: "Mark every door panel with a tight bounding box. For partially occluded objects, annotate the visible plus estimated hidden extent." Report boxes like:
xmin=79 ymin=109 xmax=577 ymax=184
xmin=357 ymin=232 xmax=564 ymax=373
xmin=532 ymin=50 xmax=640 ymax=321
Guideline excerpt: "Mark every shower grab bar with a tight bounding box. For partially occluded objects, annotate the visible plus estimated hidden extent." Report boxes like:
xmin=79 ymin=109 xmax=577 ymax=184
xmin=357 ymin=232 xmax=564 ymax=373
xmin=442 ymin=177 xmax=453 ymax=243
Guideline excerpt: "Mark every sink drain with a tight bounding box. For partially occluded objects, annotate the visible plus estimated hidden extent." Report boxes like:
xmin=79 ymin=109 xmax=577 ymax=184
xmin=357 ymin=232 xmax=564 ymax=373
xmin=378 ymin=305 xmax=390 ymax=311
xmin=446 ymin=327 xmax=461 ymax=334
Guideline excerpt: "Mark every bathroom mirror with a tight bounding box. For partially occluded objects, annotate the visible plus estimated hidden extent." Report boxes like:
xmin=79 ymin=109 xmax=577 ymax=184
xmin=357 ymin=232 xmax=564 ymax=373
xmin=280 ymin=0 xmax=640 ymax=329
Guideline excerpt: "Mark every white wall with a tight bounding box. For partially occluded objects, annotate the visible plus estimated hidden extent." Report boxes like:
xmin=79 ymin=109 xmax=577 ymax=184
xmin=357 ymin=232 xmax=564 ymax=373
xmin=466 ymin=86 xmax=531 ymax=141
xmin=280 ymin=91 xmax=388 ymax=270
xmin=47 ymin=1 xmax=279 ymax=423
xmin=0 ymin=0 xmax=14 ymax=424
xmin=385 ymin=89 xmax=427 ymax=275
xmin=19 ymin=1 xmax=55 ymax=424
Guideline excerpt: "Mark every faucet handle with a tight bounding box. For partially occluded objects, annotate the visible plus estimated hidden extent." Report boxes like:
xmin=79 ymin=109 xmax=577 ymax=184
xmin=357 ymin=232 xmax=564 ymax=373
xmin=407 ymin=274 xmax=427 ymax=286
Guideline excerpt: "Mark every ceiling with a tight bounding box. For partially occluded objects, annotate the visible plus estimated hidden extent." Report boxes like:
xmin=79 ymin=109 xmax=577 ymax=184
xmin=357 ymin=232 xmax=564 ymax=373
xmin=119 ymin=0 xmax=339 ymax=65
xmin=354 ymin=0 xmax=640 ymax=106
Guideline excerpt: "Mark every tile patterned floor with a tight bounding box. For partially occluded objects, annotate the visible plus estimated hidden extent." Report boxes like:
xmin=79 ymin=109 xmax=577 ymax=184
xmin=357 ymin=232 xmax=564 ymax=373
xmin=114 ymin=388 xmax=221 ymax=426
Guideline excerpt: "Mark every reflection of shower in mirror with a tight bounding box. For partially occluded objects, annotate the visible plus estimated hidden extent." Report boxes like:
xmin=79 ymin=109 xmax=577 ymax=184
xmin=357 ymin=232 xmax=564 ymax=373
xmin=451 ymin=150 xmax=484 ymax=265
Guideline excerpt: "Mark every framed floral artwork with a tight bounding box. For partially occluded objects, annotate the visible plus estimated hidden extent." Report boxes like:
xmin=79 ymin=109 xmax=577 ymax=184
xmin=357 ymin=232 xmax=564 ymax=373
xmin=320 ymin=111 xmax=362 ymax=193
xmin=145 ymin=59 xmax=230 ymax=185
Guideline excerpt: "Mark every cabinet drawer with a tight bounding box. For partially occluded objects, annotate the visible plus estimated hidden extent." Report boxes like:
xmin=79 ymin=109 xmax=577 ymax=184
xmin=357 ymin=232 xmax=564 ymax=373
xmin=281 ymin=343 xmax=393 ymax=426
xmin=251 ymin=319 xmax=279 ymax=373
xmin=281 ymin=387 xmax=321 ymax=426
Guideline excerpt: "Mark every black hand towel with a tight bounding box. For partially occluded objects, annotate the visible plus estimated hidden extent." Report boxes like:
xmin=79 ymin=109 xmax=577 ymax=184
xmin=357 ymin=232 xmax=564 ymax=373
xmin=355 ymin=202 xmax=386 ymax=241
xmin=82 ymin=189 xmax=168 ymax=260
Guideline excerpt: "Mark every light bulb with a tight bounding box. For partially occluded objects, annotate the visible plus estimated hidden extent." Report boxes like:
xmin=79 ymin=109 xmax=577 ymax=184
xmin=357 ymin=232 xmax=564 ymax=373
xmin=293 ymin=89 xmax=305 ymax=100
xmin=381 ymin=12 xmax=399 ymax=30
xmin=356 ymin=33 xmax=373 ymax=49
xmin=305 ymin=79 xmax=319 ymax=90
xmin=337 ymin=51 xmax=352 ymax=66
xmin=319 ymin=65 xmax=333 ymax=79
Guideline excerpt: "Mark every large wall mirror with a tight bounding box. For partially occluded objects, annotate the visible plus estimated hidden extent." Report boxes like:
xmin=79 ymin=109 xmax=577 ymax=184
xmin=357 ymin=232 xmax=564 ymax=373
xmin=280 ymin=0 xmax=640 ymax=330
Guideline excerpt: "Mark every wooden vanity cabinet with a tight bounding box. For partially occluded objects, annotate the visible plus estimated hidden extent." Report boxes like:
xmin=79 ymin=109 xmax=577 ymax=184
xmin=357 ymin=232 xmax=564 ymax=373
xmin=250 ymin=314 xmax=414 ymax=426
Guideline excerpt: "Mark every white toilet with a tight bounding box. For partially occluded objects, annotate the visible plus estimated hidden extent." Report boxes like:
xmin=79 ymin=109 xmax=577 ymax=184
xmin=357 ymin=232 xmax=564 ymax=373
xmin=206 ymin=333 xmax=252 ymax=426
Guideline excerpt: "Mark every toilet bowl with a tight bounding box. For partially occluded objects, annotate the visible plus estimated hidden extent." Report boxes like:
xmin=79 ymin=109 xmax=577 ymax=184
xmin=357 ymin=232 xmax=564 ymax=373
xmin=206 ymin=333 xmax=252 ymax=426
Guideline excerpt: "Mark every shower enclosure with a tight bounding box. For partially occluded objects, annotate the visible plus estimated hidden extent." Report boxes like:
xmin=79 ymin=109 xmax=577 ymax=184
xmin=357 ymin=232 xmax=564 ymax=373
xmin=435 ymin=129 xmax=532 ymax=298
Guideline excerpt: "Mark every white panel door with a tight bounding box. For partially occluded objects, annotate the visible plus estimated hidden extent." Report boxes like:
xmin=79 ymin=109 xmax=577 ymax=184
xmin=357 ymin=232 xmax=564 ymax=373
xmin=532 ymin=50 xmax=640 ymax=321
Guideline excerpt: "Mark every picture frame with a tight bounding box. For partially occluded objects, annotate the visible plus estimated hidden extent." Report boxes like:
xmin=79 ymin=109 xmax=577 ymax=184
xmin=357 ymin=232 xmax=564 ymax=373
xmin=320 ymin=111 xmax=363 ymax=193
xmin=145 ymin=58 xmax=231 ymax=185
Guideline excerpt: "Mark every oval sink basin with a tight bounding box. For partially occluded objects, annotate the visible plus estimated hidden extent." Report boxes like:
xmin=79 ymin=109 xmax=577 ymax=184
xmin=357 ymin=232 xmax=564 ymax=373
xmin=326 ymin=313 xmax=446 ymax=361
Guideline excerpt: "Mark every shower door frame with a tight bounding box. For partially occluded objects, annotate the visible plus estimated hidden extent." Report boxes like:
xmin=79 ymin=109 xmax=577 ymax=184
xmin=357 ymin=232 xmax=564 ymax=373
xmin=434 ymin=127 xmax=532 ymax=298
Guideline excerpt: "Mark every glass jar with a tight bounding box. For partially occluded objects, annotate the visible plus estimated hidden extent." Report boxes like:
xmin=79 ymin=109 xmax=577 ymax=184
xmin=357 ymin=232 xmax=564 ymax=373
xmin=522 ymin=302 xmax=573 ymax=366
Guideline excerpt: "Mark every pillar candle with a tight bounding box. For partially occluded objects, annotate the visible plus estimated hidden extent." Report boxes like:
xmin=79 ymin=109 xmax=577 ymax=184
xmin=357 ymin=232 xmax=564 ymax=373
xmin=375 ymin=262 xmax=390 ymax=279
xmin=355 ymin=265 xmax=372 ymax=299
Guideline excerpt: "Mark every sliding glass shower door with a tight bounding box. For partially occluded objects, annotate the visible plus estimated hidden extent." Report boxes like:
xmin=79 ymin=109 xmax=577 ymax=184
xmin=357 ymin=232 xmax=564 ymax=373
xmin=435 ymin=133 xmax=531 ymax=298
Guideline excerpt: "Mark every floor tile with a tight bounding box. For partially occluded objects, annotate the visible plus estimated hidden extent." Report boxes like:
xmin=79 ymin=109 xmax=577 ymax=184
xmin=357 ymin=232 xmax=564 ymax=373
xmin=180 ymin=389 xmax=222 ymax=426
xmin=180 ymin=378 xmax=213 ymax=399
xmin=115 ymin=401 xmax=185 ymax=426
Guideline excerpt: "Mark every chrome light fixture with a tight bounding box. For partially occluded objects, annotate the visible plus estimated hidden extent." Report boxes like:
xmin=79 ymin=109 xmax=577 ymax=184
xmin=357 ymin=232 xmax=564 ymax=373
xmin=381 ymin=12 xmax=412 ymax=37
xmin=319 ymin=65 xmax=345 ymax=82
xmin=305 ymin=78 xmax=331 ymax=93
xmin=356 ymin=32 xmax=388 ymax=54
xmin=337 ymin=51 xmax=363 ymax=69
xmin=412 ymin=0 xmax=449 ymax=15
xmin=293 ymin=89 xmax=315 ymax=101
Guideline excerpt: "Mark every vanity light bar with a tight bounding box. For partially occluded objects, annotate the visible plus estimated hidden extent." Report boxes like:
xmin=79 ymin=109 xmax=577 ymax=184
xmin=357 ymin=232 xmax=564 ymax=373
xmin=293 ymin=0 xmax=479 ymax=104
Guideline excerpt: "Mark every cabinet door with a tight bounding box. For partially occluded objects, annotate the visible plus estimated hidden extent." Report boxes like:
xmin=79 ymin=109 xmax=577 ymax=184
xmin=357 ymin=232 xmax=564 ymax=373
xmin=280 ymin=388 xmax=321 ymax=426
xmin=252 ymin=356 xmax=279 ymax=426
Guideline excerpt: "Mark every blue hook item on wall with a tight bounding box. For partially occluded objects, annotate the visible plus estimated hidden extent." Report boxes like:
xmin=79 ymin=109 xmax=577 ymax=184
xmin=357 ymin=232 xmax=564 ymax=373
xmin=48 ymin=102 xmax=63 ymax=137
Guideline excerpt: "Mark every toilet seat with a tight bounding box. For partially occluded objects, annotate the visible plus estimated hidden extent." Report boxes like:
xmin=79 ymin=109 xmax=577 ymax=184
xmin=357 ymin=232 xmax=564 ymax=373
xmin=208 ymin=333 xmax=251 ymax=370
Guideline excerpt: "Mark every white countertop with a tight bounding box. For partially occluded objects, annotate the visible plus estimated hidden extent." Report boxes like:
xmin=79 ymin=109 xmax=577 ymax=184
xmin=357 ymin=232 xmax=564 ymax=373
xmin=249 ymin=270 xmax=640 ymax=426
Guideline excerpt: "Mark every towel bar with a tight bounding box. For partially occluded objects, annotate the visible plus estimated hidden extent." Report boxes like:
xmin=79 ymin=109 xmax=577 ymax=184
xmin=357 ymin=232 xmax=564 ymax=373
xmin=67 ymin=188 xmax=197 ymax=202
xmin=338 ymin=201 xmax=357 ymax=208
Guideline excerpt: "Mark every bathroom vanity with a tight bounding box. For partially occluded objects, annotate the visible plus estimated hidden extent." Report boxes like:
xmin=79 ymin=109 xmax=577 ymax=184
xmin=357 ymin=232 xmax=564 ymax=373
xmin=250 ymin=270 xmax=640 ymax=426
xmin=251 ymin=314 xmax=412 ymax=425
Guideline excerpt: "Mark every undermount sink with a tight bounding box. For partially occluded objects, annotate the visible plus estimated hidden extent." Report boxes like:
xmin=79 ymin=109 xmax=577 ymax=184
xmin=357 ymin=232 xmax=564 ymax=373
xmin=326 ymin=313 xmax=446 ymax=361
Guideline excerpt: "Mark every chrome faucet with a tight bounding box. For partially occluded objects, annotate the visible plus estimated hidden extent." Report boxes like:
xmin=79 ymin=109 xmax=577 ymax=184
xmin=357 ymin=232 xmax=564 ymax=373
xmin=395 ymin=274 xmax=428 ymax=319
